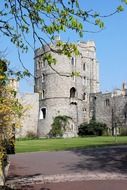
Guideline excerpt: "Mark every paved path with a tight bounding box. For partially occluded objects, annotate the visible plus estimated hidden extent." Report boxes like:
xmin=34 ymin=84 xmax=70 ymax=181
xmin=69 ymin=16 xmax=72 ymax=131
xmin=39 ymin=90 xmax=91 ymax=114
xmin=13 ymin=180 xmax=127 ymax=190
xmin=7 ymin=146 xmax=127 ymax=189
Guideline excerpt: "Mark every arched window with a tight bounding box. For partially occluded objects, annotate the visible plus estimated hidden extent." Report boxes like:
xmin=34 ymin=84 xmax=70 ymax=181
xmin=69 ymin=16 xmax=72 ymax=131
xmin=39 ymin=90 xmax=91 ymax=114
xmin=83 ymin=93 xmax=87 ymax=101
xmin=39 ymin=107 xmax=46 ymax=119
xmin=70 ymin=87 xmax=76 ymax=98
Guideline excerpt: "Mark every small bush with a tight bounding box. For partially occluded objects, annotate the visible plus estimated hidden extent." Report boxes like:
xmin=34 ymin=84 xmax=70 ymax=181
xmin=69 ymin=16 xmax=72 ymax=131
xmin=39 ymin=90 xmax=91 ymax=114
xmin=26 ymin=131 xmax=38 ymax=139
xmin=120 ymin=127 xmax=127 ymax=136
xmin=49 ymin=115 xmax=71 ymax=137
xmin=78 ymin=120 xmax=107 ymax=136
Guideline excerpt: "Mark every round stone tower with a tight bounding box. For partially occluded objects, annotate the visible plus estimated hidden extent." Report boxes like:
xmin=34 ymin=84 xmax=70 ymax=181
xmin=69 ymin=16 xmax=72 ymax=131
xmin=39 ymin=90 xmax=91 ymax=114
xmin=34 ymin=41 xmax=99 ymax=137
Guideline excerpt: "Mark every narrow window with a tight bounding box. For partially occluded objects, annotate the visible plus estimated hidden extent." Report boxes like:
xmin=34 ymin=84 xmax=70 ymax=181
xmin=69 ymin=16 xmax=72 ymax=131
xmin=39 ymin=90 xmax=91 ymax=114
xmin=39 ymin=107 xmax=46 ymax=119
xmin=71 ymin=57 xmax=75 ymax=66
xmin=43 ymin=61 xmax=45 ymax=67
xmin=42 ymin=90 xmax=45 ymax=99
xmin=42 ymin=60 xmax=46 ymax=68
xmin=83 ymin=63 xmax=85 ymax=71
xmin=82 ymin=76 xmax=87 ymax=85
xmin=70 ymin=87 xmax=76 ymax=98
xmin=83 ymin=93 xmax=87 ymax=101
xmin=38 ymin=60 xmax=41 ymax=69
xmin=105 ymin=99 xmax=110 ymax=106
xmin=124 ymin=112 xmax=127 ymax=119
xmin=42 ymin=74 xmax=45 ymax=83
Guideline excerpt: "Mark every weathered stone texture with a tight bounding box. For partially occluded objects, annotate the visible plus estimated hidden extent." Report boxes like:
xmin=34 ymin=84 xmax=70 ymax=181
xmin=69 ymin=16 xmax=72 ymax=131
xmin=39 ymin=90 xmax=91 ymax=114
xmin=90 ymin=91 xmax=127 ymax=134
xmin=35 ymin=41 xmax=99 ymax=137
xmin=15 ymin=40 xmax=127 ymax=138
xmin=16 ymin=93 xmax=39 ymax=138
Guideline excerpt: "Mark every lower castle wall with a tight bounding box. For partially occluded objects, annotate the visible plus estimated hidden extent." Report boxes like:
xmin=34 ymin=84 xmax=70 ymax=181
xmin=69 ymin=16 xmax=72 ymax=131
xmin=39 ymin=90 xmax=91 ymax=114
xmin=38 ymin=98 xmax=85 ymax=137
xmin=16 ymin=93 xmax=39 ymax=138
xmin=90 ymin=92 xmax=127 ymax=134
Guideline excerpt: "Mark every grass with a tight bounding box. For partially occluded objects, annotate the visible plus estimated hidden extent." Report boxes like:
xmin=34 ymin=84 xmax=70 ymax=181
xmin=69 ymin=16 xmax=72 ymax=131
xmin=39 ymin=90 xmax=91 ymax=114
xmin=15 ymin=136 xmax=127 ymax=153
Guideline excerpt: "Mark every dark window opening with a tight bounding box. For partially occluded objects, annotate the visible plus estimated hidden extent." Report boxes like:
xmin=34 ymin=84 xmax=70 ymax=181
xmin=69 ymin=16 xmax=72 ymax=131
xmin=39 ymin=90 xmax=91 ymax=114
xmin=70 ymin=102 xmax=77 ymax=105
xmin=124 ymin=112 xmax=127 ymax=119
xmin=83 ymin=93 xmax=86 ymax=100
xmin=70 ymin=87 xmax=76 ymax=98
xmin=40 ymin=107 xmax=46 ymax=119
xmin=71 ymin=57 xmax=75 ymax=65
xmin=105 ymin=99 xmax=110 ymax=106
xmin=83 ymin=63 xmax=85 ymax=71
xmin=42 ymin=74 xmax=45 ymax=83
xmin=42 ymin=90 xmax=45 ymax=99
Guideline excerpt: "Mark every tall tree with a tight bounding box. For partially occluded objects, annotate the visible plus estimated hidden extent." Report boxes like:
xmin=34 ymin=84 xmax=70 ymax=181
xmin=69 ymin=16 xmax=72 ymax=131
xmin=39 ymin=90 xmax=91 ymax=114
xmin=0 ymin=60 xmax=24 ymax=186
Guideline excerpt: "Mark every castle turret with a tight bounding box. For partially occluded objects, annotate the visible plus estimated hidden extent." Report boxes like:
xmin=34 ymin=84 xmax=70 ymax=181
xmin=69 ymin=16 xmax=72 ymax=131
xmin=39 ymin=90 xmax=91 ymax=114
xmin=34 ymin=41 xmax=99 ymax=137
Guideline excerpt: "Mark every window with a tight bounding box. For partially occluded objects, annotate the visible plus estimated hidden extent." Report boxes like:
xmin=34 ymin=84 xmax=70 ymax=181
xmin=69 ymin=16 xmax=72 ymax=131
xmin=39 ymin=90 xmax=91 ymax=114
xmin=83 ymin=63 xmax=86 ymax=71
xmin=124 ymin=112 xmax=127 ymax=120
xmin=42 ymin=90 xmax=45 ymax=99
xmin=83 ymin=108 xmax=87 ymax=112
xmin=39 ymin=107 xmax=46 ymax=119
xmin=105 ymin=99 xmax=110 ymax=106
xmin=71 ymin=57 xmax=75 ymax=66
xmin=83 ymin=93 xmax=87 ymax=101
xmin=38 ymin=60 xmax=41 ymax=69
xmin=42 ymin=74 xmax=45 ymax=83
xmin=42 ymin=59 xmax=47 ymax=68
xmin=70 ymin=87 xmax=76 ymax=98
xmin=82 ymin=76 xmax=87 ymax=86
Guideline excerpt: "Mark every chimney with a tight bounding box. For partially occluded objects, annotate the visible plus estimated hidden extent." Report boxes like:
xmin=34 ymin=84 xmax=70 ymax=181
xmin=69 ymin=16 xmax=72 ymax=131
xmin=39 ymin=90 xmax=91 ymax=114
xmin=122 ymin=82 xmax=127 ymax=96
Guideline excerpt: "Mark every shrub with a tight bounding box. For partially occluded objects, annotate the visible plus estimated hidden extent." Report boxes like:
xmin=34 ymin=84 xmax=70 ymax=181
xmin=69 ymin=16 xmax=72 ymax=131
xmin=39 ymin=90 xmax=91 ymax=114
xmin=26 ymin=131 xmax=38 ymax=139
xmin=49 ymin=115 xmax=72 ymax=137
xmin=78 ymin=120 xmax=107 ymax=136
xmin=120 ymin=127 xmax=127 ymax=136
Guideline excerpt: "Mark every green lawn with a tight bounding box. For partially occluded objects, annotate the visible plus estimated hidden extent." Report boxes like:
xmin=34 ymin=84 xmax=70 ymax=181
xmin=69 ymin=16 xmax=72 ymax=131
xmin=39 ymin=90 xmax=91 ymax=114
xmin=15 ymin=136 xmax=127 ymax=153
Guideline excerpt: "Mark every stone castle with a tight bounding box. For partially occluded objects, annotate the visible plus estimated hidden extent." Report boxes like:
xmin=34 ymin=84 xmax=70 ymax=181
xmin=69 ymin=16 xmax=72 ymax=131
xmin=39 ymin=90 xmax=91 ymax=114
xmin=16 ymin=40 xmax=127 ymax=138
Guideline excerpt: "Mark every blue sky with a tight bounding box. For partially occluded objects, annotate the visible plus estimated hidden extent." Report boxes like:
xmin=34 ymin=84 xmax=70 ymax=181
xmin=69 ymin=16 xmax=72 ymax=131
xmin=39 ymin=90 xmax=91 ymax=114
xmin=1 ymin=0 xmax=127 ymax=93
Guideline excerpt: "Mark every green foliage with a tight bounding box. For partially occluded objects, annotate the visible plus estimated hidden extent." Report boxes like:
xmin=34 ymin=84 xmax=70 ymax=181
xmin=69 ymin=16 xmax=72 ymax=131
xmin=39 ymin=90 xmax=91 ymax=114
xmin=123 ymin=0 xmax=127 ymax=4
xmin=117 ymin=5 xmax=124 ymax=12
xmin=49 ymin=115 xmax=71 ymax=137
xmin=95 ymin=19 xmax=105 ymax=28
xmin=26 ymin=131 xmax=38 ymax=140
xmin=120 ymin=127 xmax=127 ymax=136
xmin=0 ymin=59 xmax=25 ymax=184
xmin=0 ymin=0 xmax=126 ymax=61
xmin=78 ymin=120 xmax=107 ymax=137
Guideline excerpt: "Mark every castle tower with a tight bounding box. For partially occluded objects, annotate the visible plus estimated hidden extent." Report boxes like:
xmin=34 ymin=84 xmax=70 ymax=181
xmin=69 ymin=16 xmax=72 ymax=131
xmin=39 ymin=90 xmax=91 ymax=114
xmin=34 ymin=41 xmax=99 ymax=137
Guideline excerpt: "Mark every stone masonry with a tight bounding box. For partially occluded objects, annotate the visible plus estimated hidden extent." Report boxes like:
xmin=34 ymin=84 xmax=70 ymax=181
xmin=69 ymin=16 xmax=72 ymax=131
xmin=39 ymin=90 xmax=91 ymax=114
xmin=15 ymin=40 xmax=127 ymax=138
xmin=34 ymin=41 xmax=99 ymax=137
xmin=90 ymin=83 xmax=127 ymax=135
xmin=16 ymin=93 xmax=39 ymax=138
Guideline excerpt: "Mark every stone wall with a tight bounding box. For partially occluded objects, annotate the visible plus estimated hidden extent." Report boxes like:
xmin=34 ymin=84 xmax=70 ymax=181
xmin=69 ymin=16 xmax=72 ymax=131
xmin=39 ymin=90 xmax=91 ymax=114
xmin=16 ymin=93 xmax=39 ymax=138
xmin=90 ymin=92 xmax=127 ymax=135
xmin=34 ymin=41 xmax=99 ymax=137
